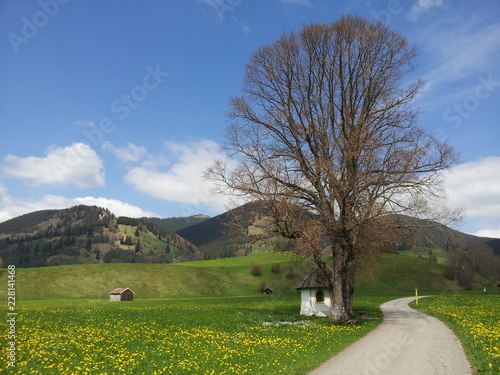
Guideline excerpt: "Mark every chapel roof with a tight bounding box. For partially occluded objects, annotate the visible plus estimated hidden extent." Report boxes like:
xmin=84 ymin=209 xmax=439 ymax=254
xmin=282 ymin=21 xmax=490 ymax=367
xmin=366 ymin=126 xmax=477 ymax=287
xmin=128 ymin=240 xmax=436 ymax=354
xmin=295 ymin=268 xmax=329 ymax=290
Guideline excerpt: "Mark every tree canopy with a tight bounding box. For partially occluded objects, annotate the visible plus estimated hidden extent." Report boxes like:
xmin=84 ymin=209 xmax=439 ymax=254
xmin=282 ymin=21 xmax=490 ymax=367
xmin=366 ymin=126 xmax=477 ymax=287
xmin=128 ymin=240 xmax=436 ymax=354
xmin=206 ymin=15 xmax=459 ymax=321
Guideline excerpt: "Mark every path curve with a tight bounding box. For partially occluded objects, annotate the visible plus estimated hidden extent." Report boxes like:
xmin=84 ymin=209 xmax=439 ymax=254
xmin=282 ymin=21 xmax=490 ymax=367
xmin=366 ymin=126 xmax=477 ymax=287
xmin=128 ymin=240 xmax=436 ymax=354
xmin=307 ymin=296 xmax=474 ymax=375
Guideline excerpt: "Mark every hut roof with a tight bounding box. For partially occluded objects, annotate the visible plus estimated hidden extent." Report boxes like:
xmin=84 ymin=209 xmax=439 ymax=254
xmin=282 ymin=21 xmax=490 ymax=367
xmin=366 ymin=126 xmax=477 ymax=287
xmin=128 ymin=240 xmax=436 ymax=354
xmin=295 ymin=268 xmax=329 ymax=290
xmin=109 ymin=287 xmax=135 ymax=295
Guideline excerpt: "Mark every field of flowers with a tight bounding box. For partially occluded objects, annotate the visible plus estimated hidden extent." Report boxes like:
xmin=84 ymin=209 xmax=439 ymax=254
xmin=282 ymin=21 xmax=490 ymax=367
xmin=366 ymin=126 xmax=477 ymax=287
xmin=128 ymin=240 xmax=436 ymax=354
xmin=414 ymin=293 xmax=500 ymax=374
xmin=1 ymin=296 xmax=385 ymax=374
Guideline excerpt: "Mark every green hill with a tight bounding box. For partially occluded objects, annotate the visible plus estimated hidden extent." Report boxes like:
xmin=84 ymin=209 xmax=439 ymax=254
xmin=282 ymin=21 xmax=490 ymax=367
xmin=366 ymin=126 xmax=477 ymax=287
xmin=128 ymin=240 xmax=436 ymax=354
xmin=0 ymin=252 xmax=463 ymax=302
xmin=2 ymin=203 xmax=498 ymax=273
xmin=0 ymin=205 xmax=202 ymax=267
xmin=0 ymin=252 xmax=307 ymax=302
xmin=175 ymin=204 xmax=500 ymax=260
xmin=356 ymin=254 xmax=458 ymax=295
xmin=175 ymin=202 xmax=274 ymax=259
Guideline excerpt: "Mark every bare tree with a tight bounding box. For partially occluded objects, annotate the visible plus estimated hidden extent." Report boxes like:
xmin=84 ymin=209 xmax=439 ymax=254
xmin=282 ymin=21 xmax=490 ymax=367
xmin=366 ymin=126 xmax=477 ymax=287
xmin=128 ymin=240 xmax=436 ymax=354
xmin=206 ymin=15 xmax=459 ymax=321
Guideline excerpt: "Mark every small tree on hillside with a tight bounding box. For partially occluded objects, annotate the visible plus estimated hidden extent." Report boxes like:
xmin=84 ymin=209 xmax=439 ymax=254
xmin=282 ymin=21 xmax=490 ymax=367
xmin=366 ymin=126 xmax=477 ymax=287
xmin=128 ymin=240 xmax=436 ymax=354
xmin=250 ymin=263 xmax=262 ymax=276
xmin=206 ymin=15 xmax=460 ymax=321
xmin=123 ymin=235 xmax=133 ymax=246
xmin=271 ymin=263 xmax=281 ymax=274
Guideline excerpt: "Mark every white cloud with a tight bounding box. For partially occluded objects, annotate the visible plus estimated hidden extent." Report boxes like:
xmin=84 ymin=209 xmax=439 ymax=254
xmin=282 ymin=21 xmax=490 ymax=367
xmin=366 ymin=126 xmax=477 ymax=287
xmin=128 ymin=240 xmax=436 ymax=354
xmin=102 ymin=141 xmax=147 ymax=163
xmin=2 ymin=143 xmax=105 ymax=189
xmin=124 ymin=139 xmax=239 ymax=214
xmin=444 ymin=157 xmax=500 ymax=219
xmin=199 ymin=0 xmax=242 ymax=23
xmin=421 ymin=19 xmax=500 ymax=90
xmin=473 ymin=226 xmax=500 ymax=238
xmin=0 ymin=184 xmax=158 ymax=223
xmin=72 ymin=197 xmax=159 ymax=217
xmin=408 ymin=0 xmax=444 ymax=20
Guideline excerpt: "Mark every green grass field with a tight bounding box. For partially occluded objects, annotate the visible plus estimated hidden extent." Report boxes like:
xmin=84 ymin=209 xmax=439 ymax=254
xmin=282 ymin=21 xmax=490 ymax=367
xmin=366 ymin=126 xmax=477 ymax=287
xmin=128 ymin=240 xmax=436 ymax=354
xmin=1 ymin=295 xmax=389 ymax=374
xmin=0 ymin=252 xmax=460 ymax=302
xmin=413 ymin=293 xmax=500 ymax=375
xmin=355 ymin=253 xmax=458 ymax=295
xmin=0 ymin=251 xmax=487 ymax=374
xmin=0 ymin=253 xmax=311 ymax=303
xmin=400 ymin=246 xmax=449 ymax=264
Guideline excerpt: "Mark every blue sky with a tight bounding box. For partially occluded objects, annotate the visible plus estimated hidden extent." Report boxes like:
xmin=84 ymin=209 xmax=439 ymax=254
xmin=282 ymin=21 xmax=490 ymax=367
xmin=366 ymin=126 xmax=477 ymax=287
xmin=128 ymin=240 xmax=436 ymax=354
xmin=1 ymin=0 xmax=499 ymax=237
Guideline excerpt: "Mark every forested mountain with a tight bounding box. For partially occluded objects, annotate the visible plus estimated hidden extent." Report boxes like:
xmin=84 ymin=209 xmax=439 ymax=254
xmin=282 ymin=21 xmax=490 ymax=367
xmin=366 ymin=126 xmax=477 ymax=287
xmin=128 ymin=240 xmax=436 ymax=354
xmin=175 ymin=202 xmax=268 ymax=259
xmin=176 ymin=203 xmax=500 ymax=260
xmin=392 ymin=216 xmax=500 ymax=255
xmin=0 ymin=206 xmax=202 ymax=268
xmin=145 ymin=214 xmax=210 ymax=232
xmin=1 ymin=203 xmax=499 ymax=278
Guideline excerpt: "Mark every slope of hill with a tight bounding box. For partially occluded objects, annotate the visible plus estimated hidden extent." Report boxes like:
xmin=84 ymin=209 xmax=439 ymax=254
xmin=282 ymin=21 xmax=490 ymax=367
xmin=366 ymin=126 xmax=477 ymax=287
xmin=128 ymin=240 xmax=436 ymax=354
xmin=0 ymin=252 xmax=464 ymax=301
xmin=145 ymin=215 xmax=210 ymax=232
xmin=0 ymin=252 xmax=306 ymax=301
xmin=0 ymin=209 xmax=61 ymax=233
xmin=465 ymin=235 xmax=500 ymax=255
xmin=356 ymin=254 xmax=459 ymax=294
xmin=175 ymin=202 xmax=273 ymax=259
xmin=0 ymin=206 xmax=202 ymax=267
xmin=177 ymin=206 xmax=500 ymax=259
xmin=1 ymin=203 xmax=499 ymax=268
xmin=393 ymin=215 xmax=500 ymax=254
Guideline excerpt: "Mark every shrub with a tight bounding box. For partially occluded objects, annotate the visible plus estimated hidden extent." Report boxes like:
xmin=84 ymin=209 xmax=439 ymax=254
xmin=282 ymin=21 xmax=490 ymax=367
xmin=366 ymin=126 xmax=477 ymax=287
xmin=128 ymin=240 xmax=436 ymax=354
xmin=250 ymin=263 xmax=262 ymax=276
xmin=271 ymin=263 xmax=281 ymax=274
xmin=428 ymin=254 xmax=438 ymax=263
xmin=284 ymin=269 xmax=298 ymax=280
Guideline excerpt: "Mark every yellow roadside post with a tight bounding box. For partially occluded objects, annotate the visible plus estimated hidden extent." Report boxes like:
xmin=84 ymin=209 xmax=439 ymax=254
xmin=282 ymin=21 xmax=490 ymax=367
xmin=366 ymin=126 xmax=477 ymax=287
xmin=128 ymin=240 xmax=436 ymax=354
xmin=415 ymin=287 xmax=419 ymax=306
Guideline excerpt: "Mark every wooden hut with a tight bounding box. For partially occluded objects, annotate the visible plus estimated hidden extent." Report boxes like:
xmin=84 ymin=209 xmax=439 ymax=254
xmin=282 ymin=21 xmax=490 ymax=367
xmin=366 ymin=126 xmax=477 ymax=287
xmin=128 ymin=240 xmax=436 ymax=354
xmin=262 ymin=287 xmax=273 ymax=294
xmin=295 ymin=269 xmax=332 ymax=317
xmin=109 ymin=287 xmax=135 ymax=302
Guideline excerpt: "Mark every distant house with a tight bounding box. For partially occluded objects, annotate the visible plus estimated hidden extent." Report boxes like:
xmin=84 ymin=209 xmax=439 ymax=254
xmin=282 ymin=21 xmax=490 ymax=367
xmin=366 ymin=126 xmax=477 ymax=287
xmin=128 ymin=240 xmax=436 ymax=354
xmin=262 ymin=287 xmax=273 ymax=294
xmin=109 ymin=287 xmax=135 ymax=302
xmin=296 ymin=269 xmax=332 ymax=317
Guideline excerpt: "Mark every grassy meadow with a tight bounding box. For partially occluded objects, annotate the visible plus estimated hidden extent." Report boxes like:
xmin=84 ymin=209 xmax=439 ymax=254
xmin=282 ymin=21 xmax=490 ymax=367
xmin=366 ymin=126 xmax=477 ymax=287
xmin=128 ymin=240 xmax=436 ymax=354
xmin=400 ymin=246 xmax=449 ymax=264
xmin=0 ymin=252 xmax=308 ymax=302
xmin=0 ymin=251 xmax=492 ymax=374
xmin=0 ymin=252 xmax=460 ymax=302
xmin=1 ymin=295 xmax=389 ymax=375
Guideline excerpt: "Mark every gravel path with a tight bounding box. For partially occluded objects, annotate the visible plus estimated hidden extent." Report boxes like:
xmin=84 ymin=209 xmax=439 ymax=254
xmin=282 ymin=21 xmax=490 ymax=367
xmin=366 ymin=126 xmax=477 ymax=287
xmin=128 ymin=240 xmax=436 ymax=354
xmin=307 ymin=296 xmax=474 ymax=375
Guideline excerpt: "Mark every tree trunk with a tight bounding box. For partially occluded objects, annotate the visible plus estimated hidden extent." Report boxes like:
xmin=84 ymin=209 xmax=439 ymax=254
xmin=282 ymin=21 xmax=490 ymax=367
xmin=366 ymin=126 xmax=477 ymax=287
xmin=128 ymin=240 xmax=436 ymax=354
xmin=330 ymin=276 xmax=346 ymax=321
xmin=329 ymin=251 xmax=352 ymax=322
xmin=343 ymin=276 xmax=355 ymax=317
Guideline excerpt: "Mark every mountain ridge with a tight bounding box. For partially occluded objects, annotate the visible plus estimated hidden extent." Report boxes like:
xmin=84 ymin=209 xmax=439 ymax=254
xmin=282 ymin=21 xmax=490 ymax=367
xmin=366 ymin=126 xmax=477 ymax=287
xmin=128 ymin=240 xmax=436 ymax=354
xmin=175 ymin=202 xmax=500 ymax=258
xmin=0 ymin=205 xmax=202 ymax=267
xmin=1 ymin=203 xmax=499 ymax=268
